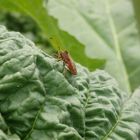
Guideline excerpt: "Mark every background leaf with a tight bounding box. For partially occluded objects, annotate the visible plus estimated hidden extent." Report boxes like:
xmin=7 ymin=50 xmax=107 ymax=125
xmin=45 ymin=0 xmax=140 ymax=93
xmin=0 ymin=0 xmax=105 ymax=71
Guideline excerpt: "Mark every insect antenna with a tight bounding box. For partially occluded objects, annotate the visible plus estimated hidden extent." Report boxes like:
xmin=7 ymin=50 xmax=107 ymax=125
xmin=49 ymin=37 xmax=63 ymax=51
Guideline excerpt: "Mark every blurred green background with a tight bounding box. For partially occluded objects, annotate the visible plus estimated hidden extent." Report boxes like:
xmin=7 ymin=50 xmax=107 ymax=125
xmin=0 ymin=11 xmax=53 ymax=53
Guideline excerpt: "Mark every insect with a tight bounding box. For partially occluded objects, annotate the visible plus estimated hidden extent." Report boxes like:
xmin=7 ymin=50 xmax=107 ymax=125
xmin=50 ymin=37 xmax=77 ymax=75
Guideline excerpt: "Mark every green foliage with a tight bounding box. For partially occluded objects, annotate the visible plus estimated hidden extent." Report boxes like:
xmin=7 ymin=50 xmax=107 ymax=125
xmin=0 ymin=0 xmax=140 ymax=138
xmin=0 ymin=25 xmax=140 ymax=140
xmin=0 ymin=0 xmax=105 ymax=71
xmin=0 ymin=0 xmax=140 ymax=93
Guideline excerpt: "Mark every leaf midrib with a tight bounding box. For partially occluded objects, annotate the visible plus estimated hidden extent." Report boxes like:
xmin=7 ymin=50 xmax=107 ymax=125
xmin=105 ymin=0 xmax=131 ymax=93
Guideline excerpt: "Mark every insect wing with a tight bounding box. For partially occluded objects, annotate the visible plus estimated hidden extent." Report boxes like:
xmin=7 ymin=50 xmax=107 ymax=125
xmin=66 ymin=54 xmax=77 ymax=75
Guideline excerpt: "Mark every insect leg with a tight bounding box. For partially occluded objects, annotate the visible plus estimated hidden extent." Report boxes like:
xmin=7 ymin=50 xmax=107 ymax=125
xmin=62 ymin=62 xmax=67 ymax=76
xmin=54 ymin=51 xmax=62 ymax=61
xmin=53 ymin=51 xmax=59 ymax=58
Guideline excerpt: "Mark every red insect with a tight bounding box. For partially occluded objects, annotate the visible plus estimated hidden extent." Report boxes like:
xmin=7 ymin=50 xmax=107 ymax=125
xmin=50 ymin=37 xmax=77 ymax=75
xmin=57 ymin=50 xmax=77 ymax=75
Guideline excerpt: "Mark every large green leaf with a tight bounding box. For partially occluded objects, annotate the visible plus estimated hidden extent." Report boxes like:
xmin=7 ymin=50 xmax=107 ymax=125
xmin=0 ymin=0 xmax=105 ymax=71
xmin=45 ymin=0 xmax=140 ymax=93
xmin=0 ymin=26 xmax=140 ymax=140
